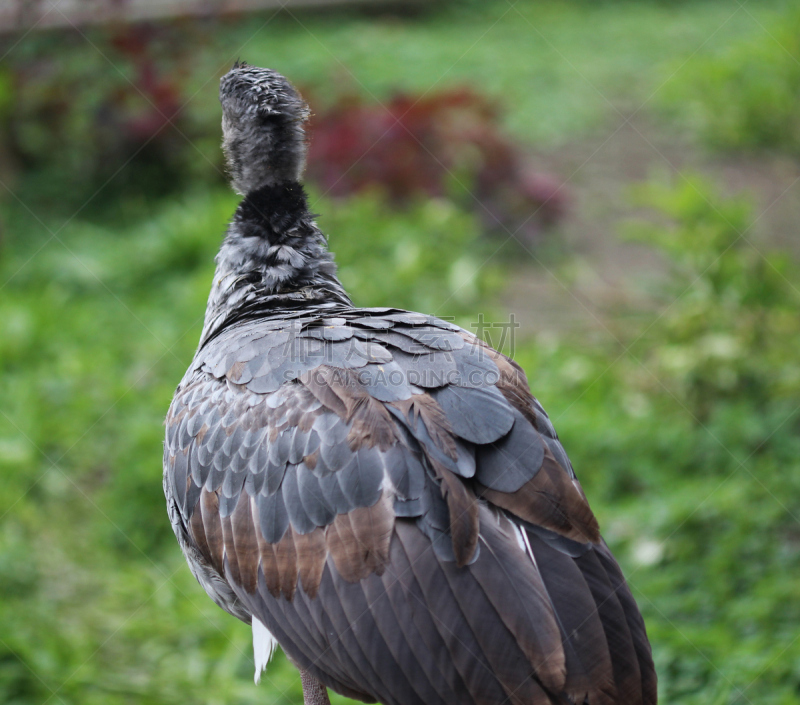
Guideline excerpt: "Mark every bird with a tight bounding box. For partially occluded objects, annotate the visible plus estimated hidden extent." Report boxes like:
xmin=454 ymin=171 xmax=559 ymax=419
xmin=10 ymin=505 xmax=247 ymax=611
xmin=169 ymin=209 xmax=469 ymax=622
xmin=163 ymin=62 xmax=657 ymax=705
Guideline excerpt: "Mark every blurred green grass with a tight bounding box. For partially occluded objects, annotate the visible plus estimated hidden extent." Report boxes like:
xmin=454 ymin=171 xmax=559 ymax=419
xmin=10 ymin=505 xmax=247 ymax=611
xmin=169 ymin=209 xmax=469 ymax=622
xmin=2 ymin=1 xmax=800 ymax=704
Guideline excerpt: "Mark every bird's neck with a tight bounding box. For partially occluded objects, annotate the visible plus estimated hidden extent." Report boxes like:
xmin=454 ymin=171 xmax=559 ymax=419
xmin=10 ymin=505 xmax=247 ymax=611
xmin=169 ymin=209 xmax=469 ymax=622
xmin=200 ymin=182 xmax=351 ymax=345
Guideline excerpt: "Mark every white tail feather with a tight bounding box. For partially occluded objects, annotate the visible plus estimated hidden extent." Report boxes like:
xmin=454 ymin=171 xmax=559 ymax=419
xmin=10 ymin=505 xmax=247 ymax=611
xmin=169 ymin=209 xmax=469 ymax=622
xmin=253 ymin=616 xmax=278 ymax=684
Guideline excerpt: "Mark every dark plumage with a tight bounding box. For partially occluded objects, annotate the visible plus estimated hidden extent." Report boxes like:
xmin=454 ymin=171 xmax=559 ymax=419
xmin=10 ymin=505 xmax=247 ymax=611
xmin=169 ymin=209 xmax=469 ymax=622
xmin=164 ymin=62 xmax=657 ymax=705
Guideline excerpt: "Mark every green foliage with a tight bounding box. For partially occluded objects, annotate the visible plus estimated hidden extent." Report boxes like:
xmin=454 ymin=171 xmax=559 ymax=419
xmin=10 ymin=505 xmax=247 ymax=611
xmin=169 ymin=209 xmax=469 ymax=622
xmin=317 ymin=190 xmax=501 ymax=315
xmin=514 ymin=177 xmax=800 ymax=704
xmin=625 ymin=176 xmax=798 ymax=419
xmin=663 ymin=7 xmax=800 ymax=153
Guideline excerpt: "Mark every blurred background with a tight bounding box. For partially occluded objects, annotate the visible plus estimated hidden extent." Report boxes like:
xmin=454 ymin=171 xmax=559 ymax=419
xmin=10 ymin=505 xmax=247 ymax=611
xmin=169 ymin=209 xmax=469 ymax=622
xmin=1 ymin=0 xmax=800 ymax=703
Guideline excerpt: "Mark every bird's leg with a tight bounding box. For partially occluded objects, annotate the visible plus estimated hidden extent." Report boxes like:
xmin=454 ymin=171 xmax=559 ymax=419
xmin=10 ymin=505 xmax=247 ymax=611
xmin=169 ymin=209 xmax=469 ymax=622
xmin=300 ymin=670 xmax=331 ymax=705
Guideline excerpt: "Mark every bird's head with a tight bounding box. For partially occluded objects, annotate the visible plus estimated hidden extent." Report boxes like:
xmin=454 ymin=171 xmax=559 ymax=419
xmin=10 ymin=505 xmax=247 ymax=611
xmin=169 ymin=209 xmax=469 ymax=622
xmin=219 ymin=62 xmax=310 ymax=195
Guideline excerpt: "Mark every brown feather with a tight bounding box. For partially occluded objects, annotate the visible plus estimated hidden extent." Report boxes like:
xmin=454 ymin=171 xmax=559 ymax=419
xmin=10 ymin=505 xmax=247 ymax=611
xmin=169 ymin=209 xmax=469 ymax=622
xmin=195 ymin=423 xmax=210 ymax=444
xmin=595 ymin=543 xmax=659 ymax=705
xmin=220 ymin=513 xmax=242 ymax=587
xmin=478 ymin=446 xmax=600 ymax=543
xmin=273 ymin=528 xmax=298 ymax=600
xmin=528 ymin=532 xmax=617 ymax=705
xmin=283 ymin=387 xmax=322 ymax=432
xmin=300 ymin=365 xmax=348 ymax=417
xmin=395 ymin=522 xmax=528 ymax=704
xmin=167 ymin=403 xmax=187 ymax=427
xmin=575 ymin=549 xmax=644 ymax=705
xmin=496 ymin=362 xmax=539 ymax=428
xmin=199 ymin=490 xmax=225 ymax=575
xmin=392 ymin=394 xmax=458 ymax=461
xmin=227 ymin=359 xmax=247 ymax=383
xmin=230 ymin=494 xmax=259 ymax=593
xmin=436 ymin=463 xmax=480 ymax=567
xmin=327 ymin=493 xmax=395 ymax=582
xmin=326 ymin=516 xmax=366 ymax=582
xmin=477 ymin=513 xmax=566 ymax=691
xmin=347 ymin=396 xmax=397 ymax=450
xmin=188 ymin=499 xmax=210 ymax=562
xmin=250 ymin=499 xmax=282 ymax=598
xmin=293 ymin=527 xmax=327 ymax=598
xmin=347 ymin=491 xmax=394 ymax=575
xmin=436 ymin=561 xmax=555 ymax=705
xmin=301 ymin=366 xmax=396 ymax=449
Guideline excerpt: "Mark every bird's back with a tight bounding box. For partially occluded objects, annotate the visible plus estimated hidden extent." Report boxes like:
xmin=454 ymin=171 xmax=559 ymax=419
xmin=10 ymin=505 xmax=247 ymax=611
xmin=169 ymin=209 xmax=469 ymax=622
xmin=165 ymin=307 xmax=656 ymax=705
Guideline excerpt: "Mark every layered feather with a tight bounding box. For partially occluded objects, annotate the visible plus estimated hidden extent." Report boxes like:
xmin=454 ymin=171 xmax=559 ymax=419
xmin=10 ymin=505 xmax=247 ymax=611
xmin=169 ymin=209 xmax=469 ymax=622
xmin=165 ymin=307 xmax=656 ymax=704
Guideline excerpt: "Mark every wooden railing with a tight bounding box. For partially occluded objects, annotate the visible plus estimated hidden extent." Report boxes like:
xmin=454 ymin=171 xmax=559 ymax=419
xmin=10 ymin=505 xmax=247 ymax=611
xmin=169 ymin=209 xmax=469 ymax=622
xmin=0 ymin=0 xmax=400 ymax=32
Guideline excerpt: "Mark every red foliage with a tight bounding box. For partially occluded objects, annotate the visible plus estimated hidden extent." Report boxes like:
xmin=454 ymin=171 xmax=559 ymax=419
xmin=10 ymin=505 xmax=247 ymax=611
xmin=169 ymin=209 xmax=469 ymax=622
xmin=109 ymin=25 xmax=184 ymax=142
xmin=1 ymin=21 xmax=203 ymax=203
xmin=306 ymin=88 xmax=567 ymax=244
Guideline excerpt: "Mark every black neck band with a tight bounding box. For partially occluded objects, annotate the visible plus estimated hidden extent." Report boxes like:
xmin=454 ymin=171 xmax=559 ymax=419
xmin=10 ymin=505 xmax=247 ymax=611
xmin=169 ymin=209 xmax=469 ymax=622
xmin=237 ymin=181 xmax=308 ymax=233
